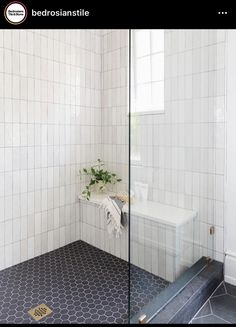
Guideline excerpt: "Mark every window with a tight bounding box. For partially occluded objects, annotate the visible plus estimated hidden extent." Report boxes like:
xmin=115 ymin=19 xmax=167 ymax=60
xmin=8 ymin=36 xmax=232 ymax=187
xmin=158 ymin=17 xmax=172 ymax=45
xmin=131 ymin=29 xmax=165 ymax=115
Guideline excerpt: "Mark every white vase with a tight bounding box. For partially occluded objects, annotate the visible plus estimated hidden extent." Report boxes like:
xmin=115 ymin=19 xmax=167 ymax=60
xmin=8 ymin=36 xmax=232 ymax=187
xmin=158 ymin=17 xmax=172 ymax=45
xmin=95 ymin=181 xmax=106 ymax=193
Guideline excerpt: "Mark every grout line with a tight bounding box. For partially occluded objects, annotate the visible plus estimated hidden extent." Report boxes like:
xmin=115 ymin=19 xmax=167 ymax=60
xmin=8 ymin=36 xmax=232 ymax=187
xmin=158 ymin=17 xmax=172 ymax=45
xmin=223 ymin=281 xmax=228 ymax=294
xmin=191 ymin=313 xmax=213 ymax=322
xmin=214 ymin=281 xmax=236 ymax=299
xmin=211 ymin=293 xmax=226 ymax=299
xmin=208 ymin=298 xmax=213 ymax=314
xmin=211 ymin=281 xmax=225 ymax=297
xmin=213 ymin=313 xmax=231 ymax=324
xmin=190 ymin=281 xmax=224 ymax=321
xmin=191 ymin=299 xmax=211 ymax=320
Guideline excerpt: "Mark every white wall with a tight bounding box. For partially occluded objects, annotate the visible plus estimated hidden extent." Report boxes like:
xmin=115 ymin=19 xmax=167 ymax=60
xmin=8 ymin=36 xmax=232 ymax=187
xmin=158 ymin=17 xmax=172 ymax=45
xmin=0 ymin=29 xmax=102 ymax=270
xmin=80 ymin=29 xmax=129 ymax=258
xmin=101 ymin=29 xmax=129 ymax=192
xmin=225 ymin=30 xmax=236 ymax=285
xmin=80 ymin=199 xmax=128 ymax=261
xmin=0 ymin=28 xmax=229 ymax=276
xmin=131 ymin=29 xmax=227 ymax=262
xmin=0 ymin=29 xmax=129 ymax=271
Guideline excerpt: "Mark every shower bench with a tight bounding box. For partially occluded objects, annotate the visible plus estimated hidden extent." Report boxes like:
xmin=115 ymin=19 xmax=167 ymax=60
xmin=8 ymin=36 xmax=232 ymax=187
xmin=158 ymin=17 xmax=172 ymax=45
xmin=78 ymin=193 xmax=198 ymax=282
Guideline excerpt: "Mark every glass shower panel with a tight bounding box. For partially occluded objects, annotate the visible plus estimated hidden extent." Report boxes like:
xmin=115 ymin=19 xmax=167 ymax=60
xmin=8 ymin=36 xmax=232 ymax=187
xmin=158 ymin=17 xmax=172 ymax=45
xmin=129 ymin=29 xmax=224 ymax=323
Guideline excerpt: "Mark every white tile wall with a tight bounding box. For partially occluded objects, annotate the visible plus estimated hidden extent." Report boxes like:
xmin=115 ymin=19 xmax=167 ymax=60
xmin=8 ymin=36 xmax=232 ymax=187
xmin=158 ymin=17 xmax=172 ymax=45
xmin=130 ymin=214 xmax=195 ymax=282
xmin=0 ymin=29 xmax=102 ymax=270
xmin=79 ymin=194 xmax=194 ymax=283
xmin=79 ymin=29 xmax=129 ymax=259
xmin=80 ymin=199 xmax=128 ymax=261
xmin=101 ymin=30 xmax=129 ymax=193
xmin=0 ymin=29 xmax=226 ymax=277
xmin=131 ymin=29 xmax=226 ymax=263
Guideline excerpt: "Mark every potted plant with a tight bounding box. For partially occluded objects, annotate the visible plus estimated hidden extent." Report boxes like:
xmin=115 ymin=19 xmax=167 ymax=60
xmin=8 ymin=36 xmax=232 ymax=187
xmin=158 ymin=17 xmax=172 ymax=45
xmin=79 ymin=159 xmax=122 ymax=200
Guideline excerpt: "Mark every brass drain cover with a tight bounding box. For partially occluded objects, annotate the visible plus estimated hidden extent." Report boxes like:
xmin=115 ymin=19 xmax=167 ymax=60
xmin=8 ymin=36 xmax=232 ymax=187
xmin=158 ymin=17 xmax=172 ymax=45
xmin=28 ymin=303 xmax=52 ymax=321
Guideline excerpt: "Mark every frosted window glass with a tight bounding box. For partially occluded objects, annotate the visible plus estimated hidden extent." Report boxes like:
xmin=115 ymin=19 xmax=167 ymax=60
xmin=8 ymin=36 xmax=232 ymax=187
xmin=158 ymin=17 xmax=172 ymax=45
xmin=152 ymin=53 xmax=164 ymax=81
xmin=152 ymin=82 xmax=164 ymax=110
xmin=136 ymin=57 xmax=151 ymax=83
xmin=132 ymin=29 xmax=165 ymax=114
xmin=135 ymin=30 xmax=150 ymax=57
xmin=136 ymin=84 xmax=152 ymax=110
xmin=152 ymin=29 xmax=164 ymax=53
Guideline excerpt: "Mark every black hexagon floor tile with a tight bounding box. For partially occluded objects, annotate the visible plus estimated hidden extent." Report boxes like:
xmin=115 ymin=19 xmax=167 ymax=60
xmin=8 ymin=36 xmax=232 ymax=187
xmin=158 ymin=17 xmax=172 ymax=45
xmin=0 ymin=240 xmax=169 ymax=324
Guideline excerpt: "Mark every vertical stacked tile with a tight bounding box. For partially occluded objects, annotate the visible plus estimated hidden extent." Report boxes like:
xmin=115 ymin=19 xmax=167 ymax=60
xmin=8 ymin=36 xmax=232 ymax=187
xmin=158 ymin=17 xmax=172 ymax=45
xmin=0 ymin=29 xmax=102 ymax=270
xmin=79 ymin=30 xmax=129 ymax=261
xmin=79 ymin=198 xmax=128 ymax=261
xmin=130 ymin=30 xmax=226 ymax=267
xmin=101 ymin=30 xmax=129 ymax=193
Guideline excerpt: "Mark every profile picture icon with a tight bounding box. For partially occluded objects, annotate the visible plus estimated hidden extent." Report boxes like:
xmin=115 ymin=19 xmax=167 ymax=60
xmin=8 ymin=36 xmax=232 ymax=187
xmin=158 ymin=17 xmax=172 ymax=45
xmin=4 ymin=2 xmax=27 ymax=25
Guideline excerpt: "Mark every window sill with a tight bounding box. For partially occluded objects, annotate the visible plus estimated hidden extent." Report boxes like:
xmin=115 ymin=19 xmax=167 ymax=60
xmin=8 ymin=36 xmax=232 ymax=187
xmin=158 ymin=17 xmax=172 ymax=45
xmin=130 ymin=159 xmax=141 ymax=166
xmin=129 ymin=110 xmax=165 ymax=116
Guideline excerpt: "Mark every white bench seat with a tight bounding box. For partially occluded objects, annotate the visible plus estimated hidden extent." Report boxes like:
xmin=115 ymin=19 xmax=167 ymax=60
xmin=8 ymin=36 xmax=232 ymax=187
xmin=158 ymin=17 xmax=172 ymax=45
xmin=79 ymin=192 xmax=197 ymax=227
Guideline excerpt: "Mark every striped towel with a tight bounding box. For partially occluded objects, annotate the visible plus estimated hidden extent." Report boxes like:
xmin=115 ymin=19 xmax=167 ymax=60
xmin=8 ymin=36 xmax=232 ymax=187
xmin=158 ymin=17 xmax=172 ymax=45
xmin=99 ymin=196 xmax=127 ymax=237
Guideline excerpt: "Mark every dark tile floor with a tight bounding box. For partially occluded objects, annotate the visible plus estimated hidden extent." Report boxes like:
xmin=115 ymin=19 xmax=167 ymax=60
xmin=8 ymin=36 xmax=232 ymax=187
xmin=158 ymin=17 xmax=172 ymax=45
xmin=0 ymin=240 xmax=169 ymax=324
xmin=191 ymin=281 xmax=236 ymax=324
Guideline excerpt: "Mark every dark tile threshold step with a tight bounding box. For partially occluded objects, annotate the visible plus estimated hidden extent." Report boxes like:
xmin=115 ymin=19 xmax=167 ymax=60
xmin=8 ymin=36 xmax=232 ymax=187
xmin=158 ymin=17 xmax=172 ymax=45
xmin=149 ymin=260 xmax=223 ymax=324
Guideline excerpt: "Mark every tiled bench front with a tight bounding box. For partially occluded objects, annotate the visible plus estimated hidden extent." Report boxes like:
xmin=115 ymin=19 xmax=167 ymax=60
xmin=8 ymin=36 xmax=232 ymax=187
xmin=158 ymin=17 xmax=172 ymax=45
xmin=79 ymin=193 xmax=198 ymax=282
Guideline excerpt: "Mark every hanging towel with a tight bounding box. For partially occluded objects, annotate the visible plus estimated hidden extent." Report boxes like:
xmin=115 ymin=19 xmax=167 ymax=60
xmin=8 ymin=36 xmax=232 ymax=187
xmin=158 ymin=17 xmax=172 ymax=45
xmin=110 ymin=196 xmax=128 ymax=230
xmin=99 ymin=196 xmax=127 ymax=237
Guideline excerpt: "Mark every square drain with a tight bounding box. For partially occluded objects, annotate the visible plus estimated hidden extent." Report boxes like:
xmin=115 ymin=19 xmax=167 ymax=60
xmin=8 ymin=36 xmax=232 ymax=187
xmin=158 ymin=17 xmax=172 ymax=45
xmin=28 ymin=303 xmax=52 ymax=321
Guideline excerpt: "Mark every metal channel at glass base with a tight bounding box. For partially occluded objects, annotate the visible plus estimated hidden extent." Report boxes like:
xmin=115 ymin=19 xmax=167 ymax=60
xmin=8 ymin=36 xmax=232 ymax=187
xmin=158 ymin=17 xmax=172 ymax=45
xmin=138 ymin=314 xmax=147 ymax=324
xmin=130 ymin=257 xmax=209 ymax=324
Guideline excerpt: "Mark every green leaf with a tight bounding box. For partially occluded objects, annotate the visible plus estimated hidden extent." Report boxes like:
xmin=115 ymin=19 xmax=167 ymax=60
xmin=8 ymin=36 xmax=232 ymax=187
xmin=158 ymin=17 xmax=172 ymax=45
xmin=81 ymin=160 xmax=121 ymax=192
